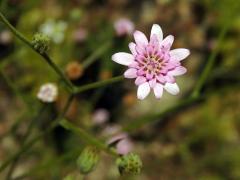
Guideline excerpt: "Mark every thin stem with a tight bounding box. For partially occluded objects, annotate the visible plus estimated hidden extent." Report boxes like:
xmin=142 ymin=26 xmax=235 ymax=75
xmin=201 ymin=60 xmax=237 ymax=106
xmin=0 ymin=68 xmax=30 ymax=109
xmin=60 ymin=119 xmax=118 ymax=157
xmin=123 ymin=97 xmax=201 ymax=132
xmin=0 ymin=95 xmax=74 ymax=172
xmin=5 ymin=106 xmax=47 ymax=180
xmin=0 ymin=11 xmax=74 ymax=93
xmin=74 ymin=76 xmax=124 ymax=94
xmin=82 ymin=41 xmax=111 ymax=69
xmin=191 ymin=16 xmax=231 ymax=98
xmin=41 ymin=53 xmax=74 ymax=92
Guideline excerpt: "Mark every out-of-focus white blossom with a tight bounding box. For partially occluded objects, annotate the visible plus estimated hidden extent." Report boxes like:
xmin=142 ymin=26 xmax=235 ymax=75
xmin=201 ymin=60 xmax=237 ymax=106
xmin=37 ymin=83 xmax=58 ymax=103
xmin=40 ymin=19 xmax=67 ymax=44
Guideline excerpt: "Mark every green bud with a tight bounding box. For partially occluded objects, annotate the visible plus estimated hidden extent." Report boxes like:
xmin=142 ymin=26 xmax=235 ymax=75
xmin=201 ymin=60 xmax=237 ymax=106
xmin=116 ymin=153 xmax=143 ymax=175
xmin=76 ymin=146 xmax=100 ymax=174
xmin=32 ymin=33 xmax=50 ymax=54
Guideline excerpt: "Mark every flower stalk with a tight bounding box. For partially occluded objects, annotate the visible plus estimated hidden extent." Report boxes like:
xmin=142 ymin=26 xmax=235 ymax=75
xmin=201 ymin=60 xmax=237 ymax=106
xmin=0 ymin=11 xmax=74 ymax=93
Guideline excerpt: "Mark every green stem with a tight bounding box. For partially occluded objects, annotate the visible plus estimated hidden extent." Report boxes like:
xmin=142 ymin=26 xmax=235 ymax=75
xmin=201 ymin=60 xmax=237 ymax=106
xmin=0 ymin=11 xmax=74 ymax=93
xmin=123 ymin=97 xmax=201 ymax=132
xmin=74 ymin=75 xmax=124 ymax=94
xmin=82 ymin=41 xmax=111 ymax=69
xmin=5 ymin=106 xmax=47 ymax=180
xmin=0 ymin=68 xmax=30 ymax=109
xmin=60 ymin=119 xmax=118 ymax=157
xmin=0 ymin=95 xmax=74 ymax=172
xmin=191 ymin=16 xmax=231 ymax=98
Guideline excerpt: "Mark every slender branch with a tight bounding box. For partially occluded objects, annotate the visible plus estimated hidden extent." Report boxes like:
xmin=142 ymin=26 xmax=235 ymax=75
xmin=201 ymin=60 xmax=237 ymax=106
xmin=5 ymin=106 xmax=47 ymax=180
xmin=60 ymin=119 xmax=118 ymax=157
xmin=73 ymin=75 xmax=124 ymax=94
xmin=123 ymin=97 xmax=202 ymax=132
xmin=191 ymin=15 xmax=232 ymax=98
xmin=0 ymin=95 xmax=74 ymax=172
xmin=82 ymin=41 xmax=111 ymax=69
xmin=0 ymin=11 xmax=74 ymax=93
xmin=0 ymin=68 xmax=31 ymax=109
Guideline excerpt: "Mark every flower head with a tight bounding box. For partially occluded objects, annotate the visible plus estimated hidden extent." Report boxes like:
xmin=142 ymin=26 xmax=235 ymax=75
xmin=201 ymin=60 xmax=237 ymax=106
xmin=114 ymin=18 xmax=135 ymax=36
xmin=37 ymin=83 xmax=58 ymax=103
xmin=112 ymin=24 xmax=190 ymax=100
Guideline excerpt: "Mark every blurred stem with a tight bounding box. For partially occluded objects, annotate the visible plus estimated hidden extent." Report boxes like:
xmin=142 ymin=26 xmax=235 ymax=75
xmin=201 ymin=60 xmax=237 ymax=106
xmin=191 ymin=14 xmax=232 ymax=98
xmin=73 ymin=75 xmax=124 ymax=94
xmin=60 ymin=119 xmax=118 ymax=157
xmin=0 ymin=11 xmax=74 ymax=93
xmin=5 ymin=105 xmax=47 ymax=180
xmin=82 ymin=41 xmax=111 ymax=69
xmin=0 ymin=68 xmax=31 ymax=109
xmin=0 ymin=95 xmax=74 ymax=172
xmin=123 ymin=97 xmax=202 ymax=132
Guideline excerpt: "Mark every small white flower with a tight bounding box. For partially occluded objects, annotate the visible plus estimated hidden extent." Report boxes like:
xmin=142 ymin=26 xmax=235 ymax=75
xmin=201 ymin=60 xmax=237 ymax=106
xmin=37 ymin=83 xmax=58 ymax=103
xmin=40 ymin=19 xmax=67 ymax=44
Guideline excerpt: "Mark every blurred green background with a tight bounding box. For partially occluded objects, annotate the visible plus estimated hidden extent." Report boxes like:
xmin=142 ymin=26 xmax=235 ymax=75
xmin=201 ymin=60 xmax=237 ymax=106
xmin=0 ymin=0 xmax=240 ymax=179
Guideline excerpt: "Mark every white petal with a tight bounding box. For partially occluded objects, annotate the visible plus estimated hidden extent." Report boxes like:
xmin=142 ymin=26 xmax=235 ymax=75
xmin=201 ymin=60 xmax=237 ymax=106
xmin=151 ymin=24 xmax=163 ymax=42
xmin=149 ymin=78 xmax=157 ymax=88
xmin=128 ymin=42 xmax=137 ymax=56
xmin=112 ymin=52 xmax=134 ymax=66
xmin=161 ymin=35 xmax=174 ymax=48
xmin=134 ymin=30 xmax=148 ymax=46
xmin=153 ymin=83 xmax=163 ymax=99
xmin=137 ymin=82 xmax=150 ymax=100
xmin=168 ymin=66 xmax=187 ymax=76
xmin=164 ymin=83 xmax=180 ymax=95
xmin=135 ymin=76 xmax=146 ymax=85
xmin=170 ymin=48 xmax=190 ymax=61
xmin=124 ymin=68 xmax=137 ymax=78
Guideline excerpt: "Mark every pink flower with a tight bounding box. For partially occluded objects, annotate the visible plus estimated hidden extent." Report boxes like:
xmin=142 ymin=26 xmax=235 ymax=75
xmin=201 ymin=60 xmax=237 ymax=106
xmin=107 ymin=132 xmax=133 ymax=155
xmin=114 ymin=18 xmax=135 ymax=36
xmin=116 ymin=138 xmax=133 ymax=155
xmin=92 ymin=108 xmax=109 ymax=125
xmin=112 ymin=24 xmax=190 ymax=100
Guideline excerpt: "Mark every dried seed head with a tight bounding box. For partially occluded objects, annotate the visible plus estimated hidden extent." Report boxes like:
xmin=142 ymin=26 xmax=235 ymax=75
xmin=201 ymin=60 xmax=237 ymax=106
xmin=66 ymin=61 xmax=83 ymax=80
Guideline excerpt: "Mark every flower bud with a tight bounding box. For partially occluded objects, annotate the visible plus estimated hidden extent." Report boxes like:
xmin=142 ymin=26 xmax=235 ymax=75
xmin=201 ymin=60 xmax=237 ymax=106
xmin=116 ymin=153 xmax=142 ymax=175
xmin=32 ymin=33 xmax=50 ymax=54
xmin=76 ymin=146 xmax=100 ymax=174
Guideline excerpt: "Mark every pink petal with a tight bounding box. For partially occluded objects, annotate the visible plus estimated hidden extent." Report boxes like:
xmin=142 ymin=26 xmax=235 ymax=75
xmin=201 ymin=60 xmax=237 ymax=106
xmin=165 ymin=75 xmax=175 ymax=83
xmin=153 ymin=83 xmax=163 ymax=99
xmin=149 ymin=78 xmax=157 ymax=88
xmin=150 ymin=24 xmax=163 ymax=42
xmin=168 ymin=66 xmax=187 ymax=76
xmin=156 ymin=74 xmax=166 ymax=83
xmin=135 ymin=44 xmax=146 ymax=55
xmin=128 ymin=42 xmax=137 ymax=56
xmin=161 ymin=35 xmax=174 ymax=50
xmin=134 ymin=30 xmax=148 ymax=46
xmin=116 ymin=138 xmax=133 ymax=155
xmin=146 ymin=72 xmax=154 ymax=80
xmin=124 ymin=68 xmax=137 ymax=78
xmin=170 ymin=48 xmax=190 ymax=61
xmin=164 ymin=83 xmax=179 ymax=95
xmin=135 ymin=76 xmax=146 ymax=85
xmin=112 ymin=52 xmax=134 ymax=66
xmin=137 ymin=82 xmax=150 ymax=100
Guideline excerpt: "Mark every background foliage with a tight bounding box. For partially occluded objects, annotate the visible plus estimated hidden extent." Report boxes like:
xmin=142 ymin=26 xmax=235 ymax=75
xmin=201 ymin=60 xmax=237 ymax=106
xmin=0 ymin=0 xmax=240 ymax=179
